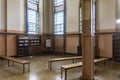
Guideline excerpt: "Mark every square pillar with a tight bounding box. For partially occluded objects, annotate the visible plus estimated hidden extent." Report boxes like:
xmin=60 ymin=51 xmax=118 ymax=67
xmin=81 ymin=0 xmax=94 ymax=80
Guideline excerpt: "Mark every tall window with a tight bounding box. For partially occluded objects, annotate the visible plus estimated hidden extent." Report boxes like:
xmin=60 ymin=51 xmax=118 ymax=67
xmin=79 ymin=6 xmax=82 ymax=33
xmin=53 ymin=0 xmax=65 ymax=34
xmin=91 ymin=0 xmax=96 ymax=36
xmin=27 ymin=0 xmax=39 ymax=34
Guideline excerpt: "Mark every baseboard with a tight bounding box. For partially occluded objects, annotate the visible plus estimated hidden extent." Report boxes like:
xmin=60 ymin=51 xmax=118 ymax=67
xmin=41 ymin=51 xmax=55 ymax=55
xmin=65 ymin=53 xmax=78 ymax=56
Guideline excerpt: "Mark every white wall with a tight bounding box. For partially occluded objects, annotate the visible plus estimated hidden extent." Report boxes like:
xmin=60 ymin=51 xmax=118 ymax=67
xmin=48 ymin=0 xmax=80 ymax=34
xmin=7 ymin=0 xmax=25 ymax=32
xmin=42 ymin=0 xmax=51 ymax=34
xmin=0 ymin=0 xmax=6 ymax=30
xmin=39 ymin=0 xmax=44 ymax=34
xmin=20 ymin=0 xmax=25 ymax=32
xmin=66 ymin=0 xmax=80 ymax=33
xmin=116 ymin=0 xmax=120 ymax=30
xmin=96 ymin=0 xmax=116 ymax=31
xmin=0 ymin=0 xmax=44 ymax=33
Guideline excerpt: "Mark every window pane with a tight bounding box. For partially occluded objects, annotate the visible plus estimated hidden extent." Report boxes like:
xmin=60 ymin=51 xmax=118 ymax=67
xmin=27 ymin=0 xmax=39 ymax=34
xmin=79 ymin=7 xmax=82 ymax=33
xmin=54 ymin=12 xmax=64 ymax=24
xmin=28 ymin=0 xmax=38 ymax=4
xmin=54 ymin=0 xmax=64 ymax=6
xmin=28 ymin=23 xmax=36 ymax=31
xmin=28 ymin=9 xmax=37 ymax=23
xmin=54 ymin=0 xmax=64 ymax=34
xmin=54 ymin=12 xmax=64 ymax=34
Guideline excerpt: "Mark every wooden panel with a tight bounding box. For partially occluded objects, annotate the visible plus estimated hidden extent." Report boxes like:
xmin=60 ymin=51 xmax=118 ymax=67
xmin=98 ymin=34 xmax=113 ymax=58
xmin=55 ymin=35 xmax=64 ymax=52
xmin=0 ymin=35 xmax=6 ymax=56
xmin=97 ymin=29 xmax=116 ymax=33
xmin=29 ymin=46 xmax=41 ymax=55
xmin=113 ymin=34 xmax=120 ymax=59
xmin=66 ymin=35 xmax=79 ymax=54
xmin=7 ymin=30 xmax=25 ymax=33
xmin=17 ymin=36 xmax=41 ymax=56
xmin=7 ymin=35 xmax=17 ymax=56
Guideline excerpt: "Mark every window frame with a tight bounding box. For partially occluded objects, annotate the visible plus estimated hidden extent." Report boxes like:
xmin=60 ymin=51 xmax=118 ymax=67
xmin=79 ymin=5 xmax=82 ymax=33
xmin=26 ymin=0 xmax=40 ymax=34
xmin=91 ymin=0 xmax=96 ymax=36
xmin=28 ymin=0 xmax=39 ymax=4
xmin=53 ymin=0 xmax=66 ymax=35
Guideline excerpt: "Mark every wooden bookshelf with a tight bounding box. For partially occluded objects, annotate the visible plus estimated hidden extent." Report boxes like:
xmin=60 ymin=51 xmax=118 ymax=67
xmin=16 ymin=36 xmax=41 ymax=57
xmin=113 ymin=34 xmax=120 ymax=59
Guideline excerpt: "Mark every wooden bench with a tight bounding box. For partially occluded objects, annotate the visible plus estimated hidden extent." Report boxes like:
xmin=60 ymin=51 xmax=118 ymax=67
xmin=0 ymin=56 xmax=30 ymax=73
xmin=48 ymin=56 xmax=82 ymax=70
xmin=61 ymin=57 xmax=110 ymax=80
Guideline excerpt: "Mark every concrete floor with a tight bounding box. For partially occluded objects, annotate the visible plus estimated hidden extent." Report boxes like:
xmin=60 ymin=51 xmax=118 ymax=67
xmin=0 ymin=55 xmax=120 ymax=80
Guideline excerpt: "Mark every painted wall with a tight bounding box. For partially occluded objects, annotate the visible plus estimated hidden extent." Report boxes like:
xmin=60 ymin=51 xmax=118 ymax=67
xmin=96 ymin=0 xmax=116 ymax=58
xmin=0 ymin=35 xmax=6 ymax=56
xmin=55 ymin=35 xmax=64 ymax=52
xmin=66 ymin=35 xmax=79 ymax=54
xmin=98 ymin=34 xmax=113 ymax=58
xmin=48 ymin=0 xmax=80 ymax=34
xmin=96 ymin=0 xmax=116 ymax=32
xmin=0 ymin=0 xmax=6 ymax=30
xmin=6 ymin=0 xmax=25 ymax=56
xmin=42 ymin=0 xmax=51 ymax=34
xmin=7 ymin=0 xmax=25 ymax=32
xmin=0 ymin=0 xmax=117 ymax=56
xmin=116 ymin=0 xmax=120 ymax=31
xmin=0 ymin=0 xmax=6 ymax=56
xmin=45 ymin=0 xmax=80 ymax=54
xmin=66 ymin=0 xmax=80 ymax=33
xmin=7 ymin=35 xmax=16 ymax=56
xmin=39 ymin=0 xmax=44 ymax=34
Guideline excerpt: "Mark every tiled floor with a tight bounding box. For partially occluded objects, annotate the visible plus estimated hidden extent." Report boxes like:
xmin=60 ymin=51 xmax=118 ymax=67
xmin=0 ymin=55 xmax=120 ymax=80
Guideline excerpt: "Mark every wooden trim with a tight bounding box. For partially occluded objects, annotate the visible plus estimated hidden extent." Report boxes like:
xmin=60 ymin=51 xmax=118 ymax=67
xmin=43 ymin=33 xmax=53 ymax=35
xmin=96 ymin=32 xmax=120 ymax=35
xmin=65 ymin=53 xmax=78 ymax=56
xmin=42 ymin=33 xmax=80 ymax=36
xmin=96 ymin=29 xmax=116 ymax=33
xmin=7 ymin=30 xmax=25 ymax=33
xmin=66 ymin=33 xmax=81 ymax=36
xmin=0 ymin=29 xmax=7 ymax=32
xmin=0 ymin=32 xmax=40 ymax=36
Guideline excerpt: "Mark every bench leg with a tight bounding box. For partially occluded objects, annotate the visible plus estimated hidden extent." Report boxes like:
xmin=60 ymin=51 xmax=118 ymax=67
xmin=61 ymin=67 xmax=63 ymax=79
xmin=49 ymin=61 xmax=52 ymax=70
xmin=72 ymin=60 xmax=74 ymax=63
xmin=13 ymin=61 xmax=14 ymax=66
xmin=28 ymin=63 xmax=30 ymax=72
xmin=1 ymin=59 xmax=4 ymax=66
xmin=23 ymin=64 xmax=25 ymax=73
xmin=48 ymin=61 xmax=50 ymax=70
xmin=8 ymin=60 xmax=10 ymax=67
xmin=104 ymin=61 xmax=106 ymax=65
xmin=65 ymin=69 xmax=67 ymax=80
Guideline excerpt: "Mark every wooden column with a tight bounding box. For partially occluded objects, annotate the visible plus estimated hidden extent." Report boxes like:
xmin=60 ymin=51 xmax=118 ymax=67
xmin=81 ymin=0 xmax=94 ymax=80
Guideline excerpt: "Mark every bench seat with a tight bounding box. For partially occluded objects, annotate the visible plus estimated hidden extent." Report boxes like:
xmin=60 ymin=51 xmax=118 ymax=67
xmin=0 ymin=56 xmax=30 ymax=73
xmin=48 ymin=56 xmax=82 ymax=70
xmin=61 ymin=57 xmax=110 ymax=80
